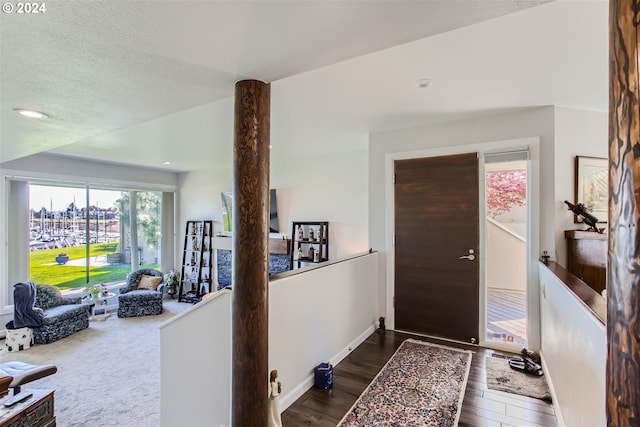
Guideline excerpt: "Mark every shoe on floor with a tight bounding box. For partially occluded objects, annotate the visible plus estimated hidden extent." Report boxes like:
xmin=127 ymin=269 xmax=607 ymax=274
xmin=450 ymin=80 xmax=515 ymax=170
xmin=508 ymin=357 xmax=544 ymax=377
xmin=521 ymin=347 xmax=541 ymax=364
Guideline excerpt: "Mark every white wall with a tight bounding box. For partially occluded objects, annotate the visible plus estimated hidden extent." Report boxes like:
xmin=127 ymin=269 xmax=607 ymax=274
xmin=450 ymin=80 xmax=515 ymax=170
xmin=177 ymin=161 xmax=232 ymax=269
xmin=270 ymin=252 xmax=379 ymax=410
xmin=1 ymin=153 xmax=178 ymax=190
xmin=0 ymin=181 xmax=30 ymax=327
xmin=160 ymin=290 xmax=232 ymax=427
xmin=159 ymin=252 xmax=380 ymax=426
xmin=271 ymin=150 xmax=369 ymax=258
xmin=538 ymin=263 xmax=605 ymax=426
xmin=486 ymin=220 xmax=526 ymax=292
xmin=553 ymin=107 xmax=608 ymax=267
xmin=176 ymin=148 xmax=369 ymax=266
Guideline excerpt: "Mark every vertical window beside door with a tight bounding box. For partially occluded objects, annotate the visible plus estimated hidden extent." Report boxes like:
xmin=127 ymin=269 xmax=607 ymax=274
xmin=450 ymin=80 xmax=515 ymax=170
xmin=484 ymin=159 xmax=528 ymax=347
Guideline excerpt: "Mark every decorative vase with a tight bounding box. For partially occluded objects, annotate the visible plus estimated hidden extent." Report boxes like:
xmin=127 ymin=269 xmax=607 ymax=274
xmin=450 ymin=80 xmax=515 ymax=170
xmin=55 ymin=256 xmax=69 ymax=265
xmin=167 ymin=284 xmax=177 ymax=298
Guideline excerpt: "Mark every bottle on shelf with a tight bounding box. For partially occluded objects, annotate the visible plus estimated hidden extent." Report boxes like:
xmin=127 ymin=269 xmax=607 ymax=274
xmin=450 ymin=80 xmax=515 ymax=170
xmin=290 ymin=221 xmax=329 ymax=270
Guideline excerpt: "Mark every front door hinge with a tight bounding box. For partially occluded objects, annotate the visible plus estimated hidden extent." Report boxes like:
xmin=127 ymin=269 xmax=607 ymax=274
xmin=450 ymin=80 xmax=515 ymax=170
xmin=393 ymin=173 xmax=396 ymax=184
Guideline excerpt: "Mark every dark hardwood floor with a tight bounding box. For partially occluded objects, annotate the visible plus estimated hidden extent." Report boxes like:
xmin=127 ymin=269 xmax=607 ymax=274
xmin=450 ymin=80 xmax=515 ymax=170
xmin=282 ymin=331 xmax=556 ymax=427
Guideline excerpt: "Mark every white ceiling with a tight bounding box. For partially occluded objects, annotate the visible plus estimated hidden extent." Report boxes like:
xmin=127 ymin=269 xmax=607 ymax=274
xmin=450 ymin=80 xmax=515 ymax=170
xmin=0 ymin=0 xmax=607 ymax=172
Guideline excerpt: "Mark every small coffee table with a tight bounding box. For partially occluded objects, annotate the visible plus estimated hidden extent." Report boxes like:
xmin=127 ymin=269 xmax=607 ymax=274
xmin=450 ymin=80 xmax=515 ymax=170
xmin=87 ymin=292 xmax=117 ymax=320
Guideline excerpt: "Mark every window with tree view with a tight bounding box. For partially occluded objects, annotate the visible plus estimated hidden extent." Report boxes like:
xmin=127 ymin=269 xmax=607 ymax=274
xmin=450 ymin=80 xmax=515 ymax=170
xmin=28 ymin=184 xmax=162 ymax=290
xmin=485 ymin=161 xmax=528 ymax=347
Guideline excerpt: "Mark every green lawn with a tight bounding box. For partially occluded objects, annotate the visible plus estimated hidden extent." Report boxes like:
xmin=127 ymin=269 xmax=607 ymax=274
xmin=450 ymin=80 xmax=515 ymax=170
xmin=30 ymin=242 xmax=158 ymax=290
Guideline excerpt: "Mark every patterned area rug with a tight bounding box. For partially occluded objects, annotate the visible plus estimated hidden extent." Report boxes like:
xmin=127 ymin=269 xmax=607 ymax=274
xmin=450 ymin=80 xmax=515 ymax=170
xmin=338 ymin=339 xmax=472 ymax=427
xmin=485 ymin=356 xmax=552 ymax=401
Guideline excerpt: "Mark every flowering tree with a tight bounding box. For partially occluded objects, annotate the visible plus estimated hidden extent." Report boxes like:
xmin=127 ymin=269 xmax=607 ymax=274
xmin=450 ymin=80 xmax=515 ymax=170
xmin=486 ymin=170 xmax=527 ymax=218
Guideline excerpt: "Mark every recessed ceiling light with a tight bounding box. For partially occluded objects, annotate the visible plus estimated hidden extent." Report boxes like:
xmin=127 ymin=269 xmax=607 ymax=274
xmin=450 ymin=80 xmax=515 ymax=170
xmin=414 ymin=78 xmax=434 ymax=89
xmin=14 ymin=108 xmax=49 ymax=119
xmin=163 ymin=161 xmax=171 ymax=166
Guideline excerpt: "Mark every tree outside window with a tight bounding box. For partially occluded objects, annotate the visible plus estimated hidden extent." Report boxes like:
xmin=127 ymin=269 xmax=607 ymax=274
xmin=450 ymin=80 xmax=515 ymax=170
xmin=486 ymin=170 xmax=527 ymax=219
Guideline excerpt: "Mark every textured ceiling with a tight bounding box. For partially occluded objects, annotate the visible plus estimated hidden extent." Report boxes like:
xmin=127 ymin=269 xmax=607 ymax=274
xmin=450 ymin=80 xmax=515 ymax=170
xmin=1 ymin=0 xmax=606 ymax=172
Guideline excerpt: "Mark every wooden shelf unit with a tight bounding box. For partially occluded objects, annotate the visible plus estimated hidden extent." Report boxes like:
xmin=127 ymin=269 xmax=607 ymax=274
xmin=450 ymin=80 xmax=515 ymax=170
xmin=290 ymin=221 xmax=329 ymax=269
xmin=178 ymin=220 xmax=213 ymax=303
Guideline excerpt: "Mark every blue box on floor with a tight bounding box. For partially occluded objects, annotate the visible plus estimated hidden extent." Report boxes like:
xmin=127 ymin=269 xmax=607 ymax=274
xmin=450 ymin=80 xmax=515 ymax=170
xmin=314 ymin=362 xmax=333 ymax=389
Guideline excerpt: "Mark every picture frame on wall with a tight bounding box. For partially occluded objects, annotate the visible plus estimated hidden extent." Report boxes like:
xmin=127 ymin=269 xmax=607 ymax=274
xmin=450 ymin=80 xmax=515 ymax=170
xmin=574 ymin=156 xmax=608 ymax=223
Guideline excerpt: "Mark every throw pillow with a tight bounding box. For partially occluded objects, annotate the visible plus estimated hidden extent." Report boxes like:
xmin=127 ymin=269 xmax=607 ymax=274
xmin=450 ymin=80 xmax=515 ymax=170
xmin=137 ymin=275 xmax=162 ymax=290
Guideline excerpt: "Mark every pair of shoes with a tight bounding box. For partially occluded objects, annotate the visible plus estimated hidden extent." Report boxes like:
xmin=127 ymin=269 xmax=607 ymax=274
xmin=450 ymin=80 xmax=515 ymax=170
xmin=509 ymin=357 xmax=544 ymax=377
xmin=521 ymin=347 xmax=541 ymax=363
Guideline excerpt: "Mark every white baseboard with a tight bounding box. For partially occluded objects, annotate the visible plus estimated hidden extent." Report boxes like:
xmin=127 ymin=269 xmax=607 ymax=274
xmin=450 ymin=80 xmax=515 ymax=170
xmin=540 ymin=353 xmax=565 ymax=427
xmin=330 ymin=325 xmax=376 ymax=367
xmin=279 ymin=372 xmax=315 ymax=411
xmin=279 ymin=323 xmax=376 ymax=411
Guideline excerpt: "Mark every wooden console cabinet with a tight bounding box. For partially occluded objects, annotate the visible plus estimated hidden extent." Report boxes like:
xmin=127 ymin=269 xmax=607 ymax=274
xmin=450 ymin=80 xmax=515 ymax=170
xmin=0 ymin=389 xmax=55 ymax=427
xmin=565 ymin=230 xmax=607 ymax=294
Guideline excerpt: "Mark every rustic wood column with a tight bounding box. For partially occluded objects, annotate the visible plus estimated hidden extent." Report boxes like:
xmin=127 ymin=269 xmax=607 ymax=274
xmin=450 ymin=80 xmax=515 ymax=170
xmin=608 ymin=0 xmax=640 ymax=424
xmin=232 ymin=79 xmax=270 ymax=426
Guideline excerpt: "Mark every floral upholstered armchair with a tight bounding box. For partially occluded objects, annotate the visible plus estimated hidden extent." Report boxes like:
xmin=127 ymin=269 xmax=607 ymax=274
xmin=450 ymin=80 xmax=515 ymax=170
xmin=117 ymin=268 xmax=164 ymax=318
xmin=8 ymin=282 xmax=91 ymax=345
xmin=34 ymin=283 xmax=90 ymax=344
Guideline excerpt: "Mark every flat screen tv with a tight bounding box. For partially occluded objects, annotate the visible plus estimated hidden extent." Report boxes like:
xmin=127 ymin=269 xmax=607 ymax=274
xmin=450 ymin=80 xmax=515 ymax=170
xmin=221 ymin=189 xmax=279 ymax=233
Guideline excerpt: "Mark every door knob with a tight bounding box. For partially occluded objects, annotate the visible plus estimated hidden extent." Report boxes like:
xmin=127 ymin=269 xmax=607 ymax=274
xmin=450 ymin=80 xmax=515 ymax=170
xmin=459 ymin=248 xmax=475 ymax=260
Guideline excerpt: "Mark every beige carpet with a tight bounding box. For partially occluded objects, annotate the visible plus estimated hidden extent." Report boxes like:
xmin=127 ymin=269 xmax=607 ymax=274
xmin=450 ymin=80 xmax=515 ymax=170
xmin=0 ymin=299 xmax=191 ymax=427
xmin=485 ymin=356 xmax=552 ymax=401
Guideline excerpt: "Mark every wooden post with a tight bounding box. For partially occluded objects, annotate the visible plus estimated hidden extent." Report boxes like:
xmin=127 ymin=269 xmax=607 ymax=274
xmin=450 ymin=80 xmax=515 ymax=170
xmin=232 ymin=79 xmax=270 ymax=426
xmin=608 ymin=0 xmax=640 ymax=424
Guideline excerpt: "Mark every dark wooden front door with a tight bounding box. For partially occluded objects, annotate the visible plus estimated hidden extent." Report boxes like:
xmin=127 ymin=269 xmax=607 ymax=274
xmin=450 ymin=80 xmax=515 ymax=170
xmin=394 ymin=152 xmax=479 ymax=343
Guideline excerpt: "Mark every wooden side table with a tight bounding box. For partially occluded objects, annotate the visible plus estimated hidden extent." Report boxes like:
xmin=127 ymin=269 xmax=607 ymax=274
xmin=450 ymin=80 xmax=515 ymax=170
xmin=0 ymin=389 xmax=55 ymax=427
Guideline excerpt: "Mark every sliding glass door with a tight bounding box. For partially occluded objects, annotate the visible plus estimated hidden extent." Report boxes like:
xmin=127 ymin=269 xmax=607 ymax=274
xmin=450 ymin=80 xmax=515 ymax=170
xmin=27 ymin=184 xmax=162 ymax=290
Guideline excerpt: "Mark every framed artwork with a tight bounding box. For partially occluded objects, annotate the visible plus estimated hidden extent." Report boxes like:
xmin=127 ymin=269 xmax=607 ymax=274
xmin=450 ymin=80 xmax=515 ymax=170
xmin=575 ymin=156 xmax=608 ymax=223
